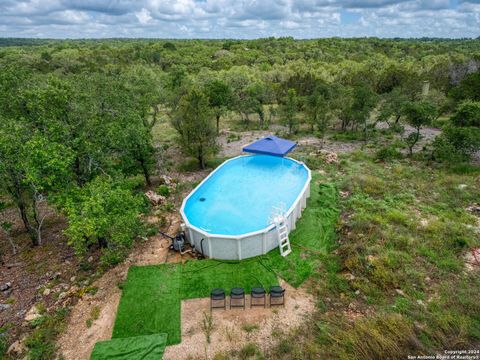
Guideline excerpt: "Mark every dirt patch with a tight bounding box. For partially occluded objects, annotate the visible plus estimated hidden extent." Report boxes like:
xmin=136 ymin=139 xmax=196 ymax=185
xmin=218 ymin=130 xmax=274 ymax=157
xmin=219 ymin=125 xmax=441 ymax=159
xmin=0 ymin=204 xmax=84 ymax=345
xmin=163 ymin=280 xmax=315 ymax=359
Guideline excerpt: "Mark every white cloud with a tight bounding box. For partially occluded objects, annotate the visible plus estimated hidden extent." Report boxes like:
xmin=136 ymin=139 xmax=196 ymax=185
xmin=0 ymin=0 xmax=478 ymax=38
xmin=135 ymin=8 xmax=152 ymax=24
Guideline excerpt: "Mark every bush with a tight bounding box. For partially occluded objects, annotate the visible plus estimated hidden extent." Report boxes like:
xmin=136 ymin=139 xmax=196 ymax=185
xmin=331 ymin=131 xmax=364 ymax=141
xmin=432 ymin=126 xmax=480 ymax=163
xmin=376 ymin=144 xmax=403 ymax=161
xmin=238 ymin=343 xmax=262 ymax=359
xmin=156 ymin=184 xmax=170 ymax=197
xmin=64 ymin=177 xmax=145 ymax=266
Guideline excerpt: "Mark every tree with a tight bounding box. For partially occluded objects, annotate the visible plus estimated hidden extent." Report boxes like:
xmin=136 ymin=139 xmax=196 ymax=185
xmin=122 ymin=66 xmax=165 ymax=130
xmin=432 ymin=101 xmax=480 ymax=162
xmin=352 ymin=85 xmax=378 ymax=140
xmin=71 ymin=72 xmax=157 ymax=186
xmin=0 ymin=69 xmax=75 ymax=246
xmin=338 ymin=85 xmax=378 ymax=139
xmin=204 ymin=79 xmax=233 ymax=134
xmin=450 ymin=101 xmax=480 ymax=127
xmin=0 ymin=123 xmax=74 ymax=246
xmin=246 ymin=81 xmax=268 ymax=128
xmin=304 ymin=83 xmax=333 ymax=143
xmin=449 ymin=71 xmax=480 ymax=102
xmin=172 ymin=88 xmax=217 ymax=169
xmin=116 ymin=115 xmax=156 ymax=186
xmin=63 ymin=177 xmax=145 ymax=265
xmin=224 ymin=67 xmax=265 ymax=126
xmin=280 ymin=88 xmax=298 ymax=135
xmin=403 ymin=101 xmax=437 ymax=156
xmin=378 ymin=87 xmax=410 ymax=126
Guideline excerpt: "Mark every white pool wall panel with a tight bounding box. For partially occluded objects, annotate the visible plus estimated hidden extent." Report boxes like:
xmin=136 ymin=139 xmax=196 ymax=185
xmin=180 ymin=155 xmax=311 ymax=260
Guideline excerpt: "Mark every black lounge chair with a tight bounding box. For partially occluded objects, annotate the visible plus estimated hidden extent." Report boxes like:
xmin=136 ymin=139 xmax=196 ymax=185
xmin=269 ymin=286 xmax=285 ymax=307
xmin=250 ymin=286 xmax=266 ymax=308
xmin=230 ymin=287 xmax=245 ymax=310
xmin=210 ymin=288 xmax=226 ymax=310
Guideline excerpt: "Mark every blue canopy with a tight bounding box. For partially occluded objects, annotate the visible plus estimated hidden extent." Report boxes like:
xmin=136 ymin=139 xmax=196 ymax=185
xmin=242 ymin=135 xmax=297 ymax=157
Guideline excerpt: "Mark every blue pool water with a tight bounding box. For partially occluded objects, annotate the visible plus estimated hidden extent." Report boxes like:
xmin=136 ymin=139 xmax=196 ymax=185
xmin=183 ymin=155 xmax=309 ymax=235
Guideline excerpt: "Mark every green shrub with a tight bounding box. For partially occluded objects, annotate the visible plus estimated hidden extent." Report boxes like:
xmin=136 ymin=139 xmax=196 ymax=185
xmin=376 ymin=144 xmax=403 ymax=161
xmin=241 ymin=324 xmax=259 ymax=333
xmin=331 ymin=131 xmax=364 ymax=141
xmin=432 ymin=134 xmax=467 ymax=163
xmin=433 ymin=126 xmax=480 ymax=163
xmin=63 ymin=177 xmax=145 ymax=266
xmin=156 ymin=184 xmax=170 ymax=197
xmin=238 ymin=343 xmax=262 ymax=359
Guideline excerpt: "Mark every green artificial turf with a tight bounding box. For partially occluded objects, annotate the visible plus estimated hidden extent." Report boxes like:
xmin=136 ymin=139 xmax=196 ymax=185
xmin=263 ymin=180 xmax=340 ymax=287
xmin=112 ymin=264 xmax=182 ymax=344
xmin=91 ymin=333 xmax=168 ymax=360
xmin=181 ymin=258 xmax=278 ymax=299
xmin=111 ymin=176 xmax=339 ymax=346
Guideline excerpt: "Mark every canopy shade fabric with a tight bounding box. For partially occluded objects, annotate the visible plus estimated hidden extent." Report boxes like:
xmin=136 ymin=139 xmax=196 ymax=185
xmin=242 ymin=135 xmax=297 ymax=157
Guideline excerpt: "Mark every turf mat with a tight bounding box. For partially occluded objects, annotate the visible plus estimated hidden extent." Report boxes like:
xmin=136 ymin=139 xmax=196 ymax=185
xmin=90 ymin=333 xmax=168 ymax=360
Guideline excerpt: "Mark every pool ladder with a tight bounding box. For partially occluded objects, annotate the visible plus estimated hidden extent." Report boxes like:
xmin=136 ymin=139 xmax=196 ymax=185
xmin=274 ymin=215 xmax=292 ymax=257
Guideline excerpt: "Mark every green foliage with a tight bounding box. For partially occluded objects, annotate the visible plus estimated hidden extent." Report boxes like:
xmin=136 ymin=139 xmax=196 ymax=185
xmin=64 ymin=177 xmax=145 ymax=265
xmin=378 ymin=87 xmax=410 ymax=125
xmin=433 ymin=126 xmax=480 ymax=163
xmin=376 ymin=144 xmax=403 ymax=161
xmin=0 ymin=63 xmax=158 ymax=248
xmin=403 ymin=100 xmax=437 ymax=155
xmin=204 ymin=78 xmax=233 ymax=133
xmin=280 ymin=88 xmax=299 ymax=134
xmin=338 ymin=84 xmax=378 ymax=139
xmin=172 ymin=87 xmax=218 ymax=169
xmin=22 ymin=135 xmax=75 ymax=192
xmin=156 ymin=185 xmax=170 ymax=197
xmin=450 ymin=101 xmax=480 ymax=127
xmin=433 ymin=101 xmax=480 ymax=163
xmin=449 ymin=71 xmax=480 ymax=102
xmin=238 ymin=343 xmax=263 ymax=359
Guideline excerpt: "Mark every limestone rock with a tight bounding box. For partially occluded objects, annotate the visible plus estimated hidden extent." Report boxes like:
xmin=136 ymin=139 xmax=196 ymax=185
xmin=0 ymin=303 xmax=11 ymax=311
xmin=0 ymin=282 xmax=11 ymax=291
xmin=7 ymin=339 xmax=25 ymax=355
xmin=24 ymin=305 xmax=42 ymax=322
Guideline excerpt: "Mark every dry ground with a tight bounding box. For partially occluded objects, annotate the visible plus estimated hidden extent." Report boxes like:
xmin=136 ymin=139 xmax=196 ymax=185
xmin=164 ymin=280 xmax=315 ymax=360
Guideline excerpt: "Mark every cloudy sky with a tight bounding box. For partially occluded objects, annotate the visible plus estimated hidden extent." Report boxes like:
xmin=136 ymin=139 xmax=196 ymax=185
xmin=0 ymin=0 xmax=479 ymax=39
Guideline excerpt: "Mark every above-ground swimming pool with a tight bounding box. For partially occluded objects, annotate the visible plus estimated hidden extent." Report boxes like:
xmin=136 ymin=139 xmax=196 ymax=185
xmin=180 ymin=155 xmax=311 ymax=260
